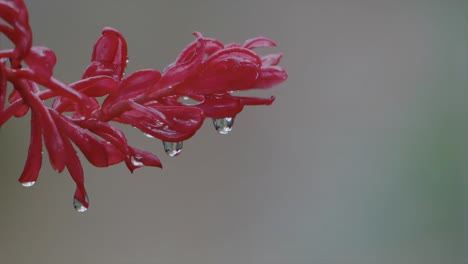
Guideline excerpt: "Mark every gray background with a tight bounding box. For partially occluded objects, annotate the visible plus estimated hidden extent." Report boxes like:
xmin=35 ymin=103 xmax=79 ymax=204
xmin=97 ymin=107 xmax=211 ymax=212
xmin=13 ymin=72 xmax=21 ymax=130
xmin=0 ymin=0 xmax=467 ymax=263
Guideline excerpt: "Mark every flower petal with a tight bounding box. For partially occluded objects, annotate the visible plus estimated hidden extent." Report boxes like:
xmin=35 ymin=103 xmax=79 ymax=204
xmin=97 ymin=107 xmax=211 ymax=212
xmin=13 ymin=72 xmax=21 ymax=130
xmin=243 ymin=36 xmax=276 ymax=49
xmin=118 ymin=102 xmax=204 ymax=142
xmin=253 ymin=65 xmax=288 ymax=89
xmin=148 ymin=36 xmax=205 ymax=95
xmin=196 ymin=94 xmax=243 ymax=119
xmin=18 ymin=111 xmax=43 ymax=184
xmin=261 ymin=53 xmax=283 ymax=66
xmin=51 ymin=111 xmax=109 ymax=167
xmin=24 ymin=46 xmax=57 ymax=79
xmin=82 ymin=27 xmax=128 ymax=80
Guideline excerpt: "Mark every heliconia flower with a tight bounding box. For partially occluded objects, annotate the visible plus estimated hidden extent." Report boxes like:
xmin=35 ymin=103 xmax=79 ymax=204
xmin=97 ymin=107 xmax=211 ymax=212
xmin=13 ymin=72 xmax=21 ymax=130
xmin=0 ymin=0 xmax=287 ymax=212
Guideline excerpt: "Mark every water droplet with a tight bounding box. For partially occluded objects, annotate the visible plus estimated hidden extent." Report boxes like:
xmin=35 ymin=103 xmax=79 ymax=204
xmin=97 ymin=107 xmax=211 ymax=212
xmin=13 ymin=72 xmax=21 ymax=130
xmin=163 ymin=141 xmax=183 ymax=157
xmin=213 ymin=117 xmax=234 ymax=134
xmin=73 ymin=195 xmax=89 ymax=213
xmin=144 ymin=133 xmax=154 ymax=139
xmin=21 ymin=181 xmax=35 ymax=187
xmin=131 ymin=157 xmax=144 ymax=167
xmin=177 ymin=96 xmax=202 ymax=106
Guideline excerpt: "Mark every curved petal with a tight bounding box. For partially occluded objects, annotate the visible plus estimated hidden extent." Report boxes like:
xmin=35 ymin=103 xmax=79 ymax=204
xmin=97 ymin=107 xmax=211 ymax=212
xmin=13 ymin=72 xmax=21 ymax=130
xmin=253 ymin=65 xmax=288 ymax=89
xmin=24 ymin=46 xmax=57 ymax=79
xmin=82 ymin=27 xmax=128 ymax=80
xmin=261 ymin=53 xmax=283 ymax=66
xmin=18 ymin=111 xmax=42 ymax=184
xmin=118 ymin=102 xmax=204 ymax=142
xmin=243 ymin=36 xmax=276 ymax=49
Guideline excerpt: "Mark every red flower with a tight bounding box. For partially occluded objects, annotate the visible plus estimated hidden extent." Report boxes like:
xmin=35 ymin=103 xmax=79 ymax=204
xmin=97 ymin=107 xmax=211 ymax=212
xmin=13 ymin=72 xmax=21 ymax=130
xmin=0 ymin=0 xmax=287 ymax=212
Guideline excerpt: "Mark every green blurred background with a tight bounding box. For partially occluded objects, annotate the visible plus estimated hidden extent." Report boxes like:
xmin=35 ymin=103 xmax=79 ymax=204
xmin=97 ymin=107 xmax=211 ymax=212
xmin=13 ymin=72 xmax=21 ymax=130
xmin=1 ymin=0 xmax=467 ymax=263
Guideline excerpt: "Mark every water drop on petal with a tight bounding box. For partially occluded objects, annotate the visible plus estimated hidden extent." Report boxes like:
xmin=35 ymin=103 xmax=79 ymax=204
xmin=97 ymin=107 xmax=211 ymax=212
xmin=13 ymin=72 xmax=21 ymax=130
xmin=163 ymin=141 xmax=183 ymax=157
xmin=131 ymin=157 xmax=144 ymax=167
xmin=21 ymin=181 xmax=35 ymax=187
xmin=213 ymin=117 xmax=234 ymax=135
xmin=177 ymin=96 xmax=202 ymax=106
xmin=144 ymin=133 xmax=154 ymax=139
xmin=73 ymin=195 xmax=89 ymax=213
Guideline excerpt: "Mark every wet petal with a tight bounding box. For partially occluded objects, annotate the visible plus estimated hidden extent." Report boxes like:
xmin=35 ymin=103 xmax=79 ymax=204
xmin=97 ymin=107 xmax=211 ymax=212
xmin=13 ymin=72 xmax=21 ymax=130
xmin=119 ymin=102 xmax=204 ymax=142
xmin=51 ymin=111 xmax=109 ymax=167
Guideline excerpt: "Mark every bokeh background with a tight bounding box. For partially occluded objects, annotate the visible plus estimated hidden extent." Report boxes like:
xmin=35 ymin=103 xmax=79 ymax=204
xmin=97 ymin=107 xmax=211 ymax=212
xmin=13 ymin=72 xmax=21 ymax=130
xmin=0 ymin=0 xmax=467 ymax=263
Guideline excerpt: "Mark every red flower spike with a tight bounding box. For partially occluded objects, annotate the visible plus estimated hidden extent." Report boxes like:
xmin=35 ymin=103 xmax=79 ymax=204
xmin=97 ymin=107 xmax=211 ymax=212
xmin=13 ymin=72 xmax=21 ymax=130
xmin=0 ymin=0 xmax=287 ymax=211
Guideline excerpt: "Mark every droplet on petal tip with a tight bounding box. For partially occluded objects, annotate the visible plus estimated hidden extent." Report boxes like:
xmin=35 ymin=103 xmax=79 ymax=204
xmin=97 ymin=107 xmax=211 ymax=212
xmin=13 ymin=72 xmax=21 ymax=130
xmin=162 ymin=141 xmax=183 ymax=157
xmin=21 ymin=181 xmax=36 ymax=187
xmin=130 ymin=157 xmax=144 ymax=167
xmin=73 ymin=196 xmax=89 ymax=213
xmin=213 ymin=117 xmax=234 ymax=135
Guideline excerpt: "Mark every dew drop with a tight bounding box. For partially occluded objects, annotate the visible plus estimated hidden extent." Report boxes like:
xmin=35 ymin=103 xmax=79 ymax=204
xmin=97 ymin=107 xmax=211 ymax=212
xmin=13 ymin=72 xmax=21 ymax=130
xmin=163 ymin=141 xmax=183 ymax=157
xmin=144 ymin=133 xmax=154 ymax=139
xmin=131 ymin=157 xmax=144 ymax=167
xmin=21 ymin=181 xmax=35 ymax=187
xmin=73 ymin=195 xmax=89 ymax=213
xmin=212 ymin=117 xmax=234 ymax=135
xmin=177 ymin=96 xmax=202 ymax=106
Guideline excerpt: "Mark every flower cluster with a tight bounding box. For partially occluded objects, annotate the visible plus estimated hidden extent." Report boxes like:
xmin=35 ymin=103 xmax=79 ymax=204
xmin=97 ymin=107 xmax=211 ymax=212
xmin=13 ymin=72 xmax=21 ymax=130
xmin=0 ymin=0 xmax=287 ymax=211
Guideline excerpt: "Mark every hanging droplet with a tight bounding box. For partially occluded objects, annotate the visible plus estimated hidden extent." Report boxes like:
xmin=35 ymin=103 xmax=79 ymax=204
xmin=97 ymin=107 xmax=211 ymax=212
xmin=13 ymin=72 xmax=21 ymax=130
xmin=73 ymin=195 xmax=89 ymax=213
xmin=212 ymin=117 xmax=234 ymax=135
xmin=163 ymin=141 xmax=183 ymax=157
xmin=144 ymin=133 xmax=154 ymax=139
xmin=21 ymin=181 xmax=35 ymax=187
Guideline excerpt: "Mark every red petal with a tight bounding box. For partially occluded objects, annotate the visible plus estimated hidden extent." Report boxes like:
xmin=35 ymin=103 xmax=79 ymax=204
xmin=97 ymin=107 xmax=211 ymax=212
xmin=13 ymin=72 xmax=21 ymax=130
xmin=82 ymin=27 xmax=128 ymax=80
xmin=196 ymin=95 xmax=243 ymax=119
xmin=0 ymin=60 xmax=6 ymax=111
xmin=243 ymin=37 xmax=276 ymax=49
xmin=51 ymin=111 xmax=109 ymax=167
xmin=70 ymin=76 xmax=119 ymax=97
xmin=204 ymin=47 xmax=261 ymax=66
xmin=119 ymin=102 xmax=204 ymax=142
xmin=261 ymin=53 xmax=283 ymax=66
xmin=204 ymin=37 xmax=224 ymax=55
xmin=40 ymin=109 xmax=67 ymax=172
xmin=18 ymin=111 xmax=43 ymax=184
xmin=180 ymin=52 xmax=260 ymax=94
xmin=148 ymin=36 xmax=205 ymax=95
xmin=253 ymin=65 xmax=288 ymax=88
xmin=126 ymin=147 xmax=162 ymax=171
xmin=24 ymin=46 xmax=57 ymax=78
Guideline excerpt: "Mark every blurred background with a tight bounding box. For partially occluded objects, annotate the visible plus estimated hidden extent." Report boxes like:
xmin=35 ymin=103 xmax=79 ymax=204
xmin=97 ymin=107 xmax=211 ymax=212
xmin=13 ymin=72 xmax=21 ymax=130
xmin=0 ymin=0 xmax=467 ymax=263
